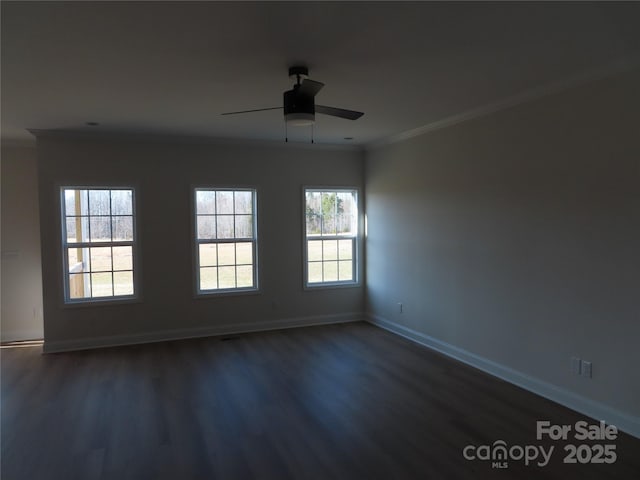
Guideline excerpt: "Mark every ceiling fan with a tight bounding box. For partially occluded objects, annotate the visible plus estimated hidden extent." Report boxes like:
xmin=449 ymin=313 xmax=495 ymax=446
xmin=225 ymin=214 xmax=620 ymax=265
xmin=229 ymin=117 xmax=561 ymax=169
xmin=221 ymin=66 xmax=364 ymax=127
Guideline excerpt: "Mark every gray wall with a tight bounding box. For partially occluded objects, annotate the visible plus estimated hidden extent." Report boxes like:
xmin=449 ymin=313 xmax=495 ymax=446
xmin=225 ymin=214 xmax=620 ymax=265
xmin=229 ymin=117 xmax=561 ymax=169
xmin=366 ymin=69 xmax=640 ymax=421
xmin=36 ymin=136 xmax=364 ymax=349
xmin=1 ymin=144 xmax=44 ymax=341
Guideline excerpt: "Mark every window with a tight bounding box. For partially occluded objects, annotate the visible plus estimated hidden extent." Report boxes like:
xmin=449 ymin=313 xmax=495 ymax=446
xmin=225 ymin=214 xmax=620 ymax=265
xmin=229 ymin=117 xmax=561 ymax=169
xmin=61 ymin=187 xmax=137 ymax=302
xmin=194 ymin=188 xmax=257 ymax=294
xmin=304 ymin=188 xmax=358 ymax=286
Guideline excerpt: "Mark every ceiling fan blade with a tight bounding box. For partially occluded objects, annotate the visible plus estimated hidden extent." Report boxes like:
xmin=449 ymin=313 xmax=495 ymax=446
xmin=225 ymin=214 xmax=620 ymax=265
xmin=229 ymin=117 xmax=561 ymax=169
xmin=315 ymin=105 xmax=364 ymax=120
xmin=221 ymin=107 xmax=282 ymax=116
xmin=298 ymin=79 xmax=324 ymax=97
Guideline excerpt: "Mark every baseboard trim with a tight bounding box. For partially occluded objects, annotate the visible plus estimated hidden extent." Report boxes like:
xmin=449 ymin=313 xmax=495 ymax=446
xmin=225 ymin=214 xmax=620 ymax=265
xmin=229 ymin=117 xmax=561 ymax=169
xmin=1 ymin=329 xmax=44 ymax=343
xmin=367 ymin=313 xmax=640 ymax=440
xmin=43 ymin=312 xmax=363 ymax=354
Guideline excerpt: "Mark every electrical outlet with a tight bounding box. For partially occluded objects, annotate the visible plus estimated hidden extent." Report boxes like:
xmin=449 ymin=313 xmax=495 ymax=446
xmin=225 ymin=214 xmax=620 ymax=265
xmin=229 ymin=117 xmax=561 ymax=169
xmin=398 ymin=302 xmax=403 ymax=314
xmin=571 ymin=356 xmax=581 ymax=375
xmin=582 ymin=360 xmax=592 ymax=378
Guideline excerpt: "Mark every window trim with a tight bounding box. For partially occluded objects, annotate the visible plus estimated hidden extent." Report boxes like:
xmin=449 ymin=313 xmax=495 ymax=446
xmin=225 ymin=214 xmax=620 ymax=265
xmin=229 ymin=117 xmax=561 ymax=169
xmin=302 ymin=186 xmax=360 ymax=289
xmin=192 ymin=186 xmax=259 ymax=297
xmin=60 ymin=185 xmax=140 ymax=305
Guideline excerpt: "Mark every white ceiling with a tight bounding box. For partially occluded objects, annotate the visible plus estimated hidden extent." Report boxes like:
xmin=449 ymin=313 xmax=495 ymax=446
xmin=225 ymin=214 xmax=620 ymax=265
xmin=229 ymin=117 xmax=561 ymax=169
xmin=2 ymin=1 xmax=639 ymax=146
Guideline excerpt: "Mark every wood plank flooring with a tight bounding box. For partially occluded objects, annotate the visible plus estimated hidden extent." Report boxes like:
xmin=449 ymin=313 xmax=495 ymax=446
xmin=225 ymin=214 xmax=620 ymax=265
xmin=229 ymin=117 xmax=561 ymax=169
xmin=2 ymin=322 xmax=639 ymax=479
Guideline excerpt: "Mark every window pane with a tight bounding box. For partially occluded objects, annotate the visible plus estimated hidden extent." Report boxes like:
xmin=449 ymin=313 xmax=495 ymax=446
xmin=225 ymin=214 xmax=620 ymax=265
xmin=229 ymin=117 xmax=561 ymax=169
xmin=64 ymin=189 xmax=75 ymax=216
xmin=216 ymin=191 xmax=234 ymax=214
xmin=80 ymin=190 xmax=89 ymax=215
xmin=323 ymin=240 xmax=338 ymax=261
xmin=66 ymin=216 xmax=89 ymax=243
xmin=218 ymin=266 xmax=236 ymax=289
xmin=197 ymin=216 xmax=216 ymax=239
xmin=112 ymin=216 xmax=133 ymax=241
xmin=218 ymin=243 xmax=235 ymax=265
xmin=338 ymin=239 xmax=353 ymax=260
xmin=196 ymin=191 xmax=216 ymax=214
xmin=339 ymin=260 xmax=353 ymax=281
xmin=111 ymin=190 xmax=133 ymax=215
xmin=113 ymin=271 xmax=134 ymax=296
xmin=90 ymin=247 xmax=112 ymax=272
xmin=306 ymin=191 xmax=322 ymax=236
xmin=323 ymin=261 xmax=338 ymax=282
xmin=320 ymin=192 xmax=337 ymax=235
xmin=66 ymin=217 xmax=77 ymax=243
xmin=199 ymin=244 xmax=217 ymax=267
xmin=112 ymin=246 xmax=133 ymax=271
xmin=216 ymin=215 xmax=234 ymax=239
xmin=236 ymin=242 xmax=253 ymax=265
xmin=89 ymin=216 xmax=111 ymax=242
xmin=69 ymin=273 xmax=89 ymax=298
xmin=91 ymin=273 xmax=113 ymax=297
xmin=200 ymin=267 xmax=218 ymax=290
xmin=234 ymin=191 xmax=253 ymax=214
xmin=308 ymin=262 xmax=323 ymax=283
xmin=68 ymin=247 xmax=86 ymax=272
xmin=89 ymin=190 xmax=110 ymax=216
xmin=337 ymin=191 xmax=357 ymax=235
xmin=307 ymin=240 xmax=322 ymax=262
xmin=78 ymin=217 xmax=90 ymax=243
xmin=65 ymin=189 xmax=88 ymax=216
xmin=235 ymin=215 xmax=253 ymax=238
xmin=236 ymin=266 xmax=253 ymax=288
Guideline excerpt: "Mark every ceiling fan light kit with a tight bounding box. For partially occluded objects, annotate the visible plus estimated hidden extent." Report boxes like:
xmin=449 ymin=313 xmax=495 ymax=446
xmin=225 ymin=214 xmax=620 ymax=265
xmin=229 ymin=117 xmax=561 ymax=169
xmin=221 ymin=65 xmax=363 ymax=141
xmin=285 ymin=112 xmax=315 ymax=126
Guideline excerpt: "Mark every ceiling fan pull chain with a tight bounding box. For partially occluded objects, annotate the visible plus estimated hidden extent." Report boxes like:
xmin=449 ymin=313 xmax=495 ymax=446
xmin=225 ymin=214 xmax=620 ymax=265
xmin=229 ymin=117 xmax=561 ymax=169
xmin=311 ymin=124 xmax=314 ymax=144
xmin=285 ymin=120 xmax=288 ymax=143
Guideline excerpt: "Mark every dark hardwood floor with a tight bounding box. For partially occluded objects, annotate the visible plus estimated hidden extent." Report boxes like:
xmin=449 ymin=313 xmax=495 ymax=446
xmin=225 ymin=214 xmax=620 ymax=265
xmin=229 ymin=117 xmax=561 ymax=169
xmin=2 ymin=322 xmax=639 ymax=479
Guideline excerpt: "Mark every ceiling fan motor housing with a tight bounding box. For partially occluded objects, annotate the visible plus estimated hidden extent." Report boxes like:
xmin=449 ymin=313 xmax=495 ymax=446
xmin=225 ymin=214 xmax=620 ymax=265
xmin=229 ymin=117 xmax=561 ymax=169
xmin=284 ymin=88 xmax=315 ymax=125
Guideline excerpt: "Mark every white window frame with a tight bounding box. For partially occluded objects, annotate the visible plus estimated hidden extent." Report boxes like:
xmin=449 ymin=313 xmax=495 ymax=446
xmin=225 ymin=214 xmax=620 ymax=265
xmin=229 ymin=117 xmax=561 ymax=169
xmin=60 ymin=186 xmax=139 ymax=304
xmin=193 ymin=187 xmax=259 ymax=296
xmin=303 ymin=187 xmax=359 ymax=288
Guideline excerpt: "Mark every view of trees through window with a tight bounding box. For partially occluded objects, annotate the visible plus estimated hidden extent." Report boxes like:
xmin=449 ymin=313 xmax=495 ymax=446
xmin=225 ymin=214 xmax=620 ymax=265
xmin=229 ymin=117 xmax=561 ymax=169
xmin=305 ymin=189 xmax=357 ymax=285
xmin=62 ymin=188 xmax=135 ymax=300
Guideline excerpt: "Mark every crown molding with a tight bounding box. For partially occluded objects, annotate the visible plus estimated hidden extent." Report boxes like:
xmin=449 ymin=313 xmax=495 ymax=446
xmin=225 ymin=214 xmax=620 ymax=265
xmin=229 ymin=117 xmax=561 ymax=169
xmin=28 ymin=129 xmax=363 ymax=153
xmin=367 ymin=56 xmax=640 ymax=151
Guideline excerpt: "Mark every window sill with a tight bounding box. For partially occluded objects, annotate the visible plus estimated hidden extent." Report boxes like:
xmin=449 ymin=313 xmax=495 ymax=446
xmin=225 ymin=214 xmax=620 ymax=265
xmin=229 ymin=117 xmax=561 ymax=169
xmin=62 ymin=296 xmax=141 ymax=309
xmin=304 ymin=282 xmax=361 ymax=291
xmin=195 ymin=288 xmax=261 ymax=299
